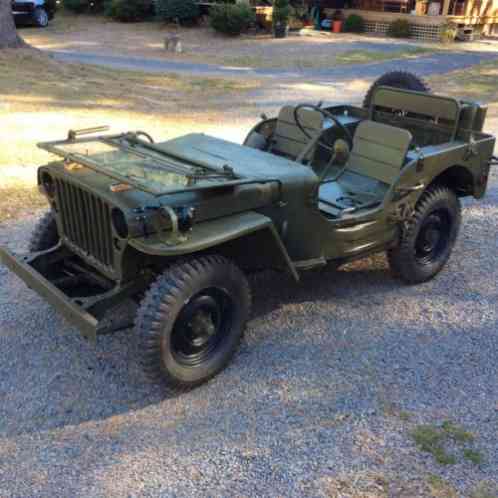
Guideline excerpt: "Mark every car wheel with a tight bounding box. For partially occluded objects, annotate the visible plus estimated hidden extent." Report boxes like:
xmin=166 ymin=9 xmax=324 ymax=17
xmin=29 ymin=211 xmax=59 ymax=252
xmin=362 ymin=71 xmax=431 ymax=109
xmin=387 ymin=185 xmax=461 ymax=284
xmin=33 ymin=7 xmax=49 ymax=28
xmin=135 ymin=255 xmax=251 ymax=393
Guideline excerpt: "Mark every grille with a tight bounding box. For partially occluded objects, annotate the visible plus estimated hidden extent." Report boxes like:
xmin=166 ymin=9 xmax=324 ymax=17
xmin=55 ymin=179 xmax=114 ymax=268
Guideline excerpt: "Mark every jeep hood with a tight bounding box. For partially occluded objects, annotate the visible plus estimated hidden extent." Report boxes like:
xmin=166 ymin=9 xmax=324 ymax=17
xmin=39 ymin=132 xmax=312 ymax=197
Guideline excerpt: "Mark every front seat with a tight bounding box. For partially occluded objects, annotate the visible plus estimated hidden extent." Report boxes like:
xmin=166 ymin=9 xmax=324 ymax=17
xmin=319 ymin=120 xmax=413 ymax=214
xmin=345 ymin=119 xmax=413 ymax=185
xmin=269 ymin=105 xmax=324 ymax=161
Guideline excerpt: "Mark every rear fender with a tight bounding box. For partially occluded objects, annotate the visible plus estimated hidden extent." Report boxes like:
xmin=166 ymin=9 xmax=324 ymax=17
xmin=128 ymin=211 xmax=299 ymax=281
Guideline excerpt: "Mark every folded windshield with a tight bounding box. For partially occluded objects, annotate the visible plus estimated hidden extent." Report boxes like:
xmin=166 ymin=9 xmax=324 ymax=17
xmin=39 ymin=135 xmax=238 ymax=195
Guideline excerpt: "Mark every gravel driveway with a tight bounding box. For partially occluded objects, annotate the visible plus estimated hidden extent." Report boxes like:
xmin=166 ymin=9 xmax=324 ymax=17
xmin=1 ymin=166 xmax=497 ymax=497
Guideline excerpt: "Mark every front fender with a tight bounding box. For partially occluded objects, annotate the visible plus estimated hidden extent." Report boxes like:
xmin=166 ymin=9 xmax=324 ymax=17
xmin=128 ymin=211 xmax=299 ymax=281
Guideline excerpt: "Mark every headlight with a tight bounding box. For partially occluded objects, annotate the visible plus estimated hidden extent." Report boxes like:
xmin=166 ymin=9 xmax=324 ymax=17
xmin=111 ymin=208 xmax=129 ymax=239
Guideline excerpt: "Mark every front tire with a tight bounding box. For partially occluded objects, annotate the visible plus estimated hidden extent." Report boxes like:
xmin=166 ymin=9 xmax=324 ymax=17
xmin=29 ymin=211 xmax=59 ymax=252
xmin=388 ymin=186 xmax=461 ymax=284
xmin=135 ymin=255 xmax=251 ymax=393
xmin=33 ymin=7 xmax=49 ymax=27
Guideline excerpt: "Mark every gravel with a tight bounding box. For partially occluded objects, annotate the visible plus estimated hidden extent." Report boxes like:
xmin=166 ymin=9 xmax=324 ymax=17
xmin=1 ymin=173 xmax=498 ymax=497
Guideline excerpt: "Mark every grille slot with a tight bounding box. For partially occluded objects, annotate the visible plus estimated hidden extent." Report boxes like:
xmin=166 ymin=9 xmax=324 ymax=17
xmin=55 ymin=179 xmax=114 ymax=268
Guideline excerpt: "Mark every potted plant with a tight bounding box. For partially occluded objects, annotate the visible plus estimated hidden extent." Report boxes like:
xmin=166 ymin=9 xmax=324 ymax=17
xmin=332 ymin=9 xmax=344 ymax=33
xmin=272 ymin=0 xmax=291 ymax=38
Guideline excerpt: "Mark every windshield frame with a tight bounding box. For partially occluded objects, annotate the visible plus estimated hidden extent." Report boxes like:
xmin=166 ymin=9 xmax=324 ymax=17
xmin=38 ymin=133 xmax=244 ymax=196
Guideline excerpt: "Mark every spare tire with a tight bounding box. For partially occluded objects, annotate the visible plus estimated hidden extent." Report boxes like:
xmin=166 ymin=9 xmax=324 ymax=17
xmin=362 ymin=71 xmax=431 ymax=109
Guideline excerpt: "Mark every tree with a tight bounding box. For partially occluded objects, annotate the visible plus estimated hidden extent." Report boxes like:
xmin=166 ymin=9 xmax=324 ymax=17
xmin=0 ymin=0 xmax=25 ymax=48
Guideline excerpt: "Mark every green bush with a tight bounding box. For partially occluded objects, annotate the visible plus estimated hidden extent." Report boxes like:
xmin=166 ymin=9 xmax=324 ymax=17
xmin=64 ymin=0 xmax=88 ymax=13
xmin=343 ymin=14 xmax=365 ymax=33
xmin=104 ymin=0 xmax=152 ymax=21
xmin=387 ymin=18 xmax=411 ymax=38
xmin=156 ymin=0 xmax=200 ymax=23
xmin=209 ymin=4 xmax=255 ymax=36
xmin=272 ymin=0 xmax=290 ymax=26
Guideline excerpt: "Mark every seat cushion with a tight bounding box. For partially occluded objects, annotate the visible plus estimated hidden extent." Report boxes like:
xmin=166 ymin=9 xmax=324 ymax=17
xmin=346 ymin=120 xmax=413 ymax=185
xmin=272 ymin=106 xmax=324 ymax=160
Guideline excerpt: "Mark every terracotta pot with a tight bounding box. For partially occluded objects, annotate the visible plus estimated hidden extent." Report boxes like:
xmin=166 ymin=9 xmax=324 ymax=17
xmin=332 ymin=20 xmax=342 ymax=33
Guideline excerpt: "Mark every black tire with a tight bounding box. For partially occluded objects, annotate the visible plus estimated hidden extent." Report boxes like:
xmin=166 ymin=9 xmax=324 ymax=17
xmin=33 ymin=7 xmax=49 ymax=27
xmin=135 ymin=255 xmax=251 ymax=393
xmin=29 ymin=211 xmax=59 ymax=252
xmin=363 ymin=71 xmax=431 ymax=109
xmin=387 ymin=185 xmax=461 ymax=284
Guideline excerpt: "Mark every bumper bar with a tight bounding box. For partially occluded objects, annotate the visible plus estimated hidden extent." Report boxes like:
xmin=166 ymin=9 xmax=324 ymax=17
xmin=0 ymin=246 xmax=98 ymax=341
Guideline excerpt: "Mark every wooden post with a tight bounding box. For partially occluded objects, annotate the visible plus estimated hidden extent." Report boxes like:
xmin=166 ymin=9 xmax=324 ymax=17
xmin=441 ymin=0 xmax=451 ymax=15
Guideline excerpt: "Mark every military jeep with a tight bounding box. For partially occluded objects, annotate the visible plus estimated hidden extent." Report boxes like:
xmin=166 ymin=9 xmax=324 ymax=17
xmin=1 ymin=73 xmax=496 ymax=392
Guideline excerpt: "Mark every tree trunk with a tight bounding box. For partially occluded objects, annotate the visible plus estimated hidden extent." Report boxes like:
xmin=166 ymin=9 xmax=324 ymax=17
xmin=0 ymin=0 xmax=26 ymax=48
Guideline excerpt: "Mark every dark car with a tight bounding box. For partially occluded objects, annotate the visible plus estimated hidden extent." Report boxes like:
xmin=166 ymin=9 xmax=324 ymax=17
xmin=12 ymin=0 xmax=56 ymax=28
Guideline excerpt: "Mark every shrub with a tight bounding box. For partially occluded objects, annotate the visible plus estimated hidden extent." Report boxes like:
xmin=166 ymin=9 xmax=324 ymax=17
xmin=156 ymin=0 xmax=200 ymax=23
xmin=209 ymin=4 xmax=255 ymax=36
xmin=64 ymin=0 xmax=88 ymax=13
xmin=387 ymin=18 xmax=411 ymax=38
xmin=343 ymin=14 xmax=365 ymax=33
xmin=104 ymin=0 xmax=152 ymax=21
xmin=273 ymin=0 xmax=290 ymax=26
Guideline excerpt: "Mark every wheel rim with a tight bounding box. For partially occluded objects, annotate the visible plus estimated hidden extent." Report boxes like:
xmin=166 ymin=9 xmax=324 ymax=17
xmin=170 ymin=287 xmax=234 ymax=367
xmin=415 ymin=209 xmax=451 ymax=265
xmin=36 ymin=10 xmax=48 ymax=26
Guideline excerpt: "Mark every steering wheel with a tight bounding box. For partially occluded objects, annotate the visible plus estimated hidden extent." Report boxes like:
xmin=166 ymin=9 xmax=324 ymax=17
xmin=293 ymin=104 xmax=353 ymax=151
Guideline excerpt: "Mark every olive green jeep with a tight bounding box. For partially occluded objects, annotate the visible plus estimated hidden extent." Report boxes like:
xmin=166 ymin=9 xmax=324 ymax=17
xmin=1 ymin=73 xmax=496 ymax=392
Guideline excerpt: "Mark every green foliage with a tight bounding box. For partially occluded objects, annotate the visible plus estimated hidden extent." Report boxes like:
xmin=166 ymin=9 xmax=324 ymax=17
xmin=64 ymin=0 xmax=107 ymax=14
xmin=156 ymin=0 xmax=200 ymax=23
xmin=273 ymin=0 xmax=291 ymax=26
xmin=441 ymin=420 xmax=474 ymax=443
xmin=411 ymin=424 xmax=456 ymax=464
xmin=411 ymin=421 xmax=481 ymax=466
xmin=463 ymin=449 xmax=483 ymax=465
xmin=104 ymin=0 xmax=152 ymax=21
xmin=343 ymin=14 xmax=365 ymax=33
xmin=63 ymin=0 xmax=88 ymax=13
xmin=387 ymin=18 xmax=411 ymax=38
xmin=209 ymin=4 xmax=255 ymax=36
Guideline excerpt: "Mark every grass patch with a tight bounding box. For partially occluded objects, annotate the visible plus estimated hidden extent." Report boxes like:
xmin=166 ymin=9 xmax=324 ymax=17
xmin=463 ymin=448 xmax=484 ymax=465
xmin=219 ymin=47 xmax=434 ymax=69
xmin=411 ymin=421 xmax=480 ymax=466
xmin=441 ymin=420 xmax=474 ymax=443
xmin=470 ymin=481 xmax=498 ymax=498
xmin=0 ymin=48 xmax=259 ymax=168
xmin=427 ymin=474 xmax=458 ymax=498
xmin=428 ymin=59 xmax=498 ymax=107
xmin=334 ymin=47 xmax=433 ymax=65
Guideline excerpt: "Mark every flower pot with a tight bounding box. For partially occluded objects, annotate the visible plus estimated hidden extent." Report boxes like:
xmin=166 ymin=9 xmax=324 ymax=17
xmin=332 ymin=20 xmax=342 ymax=33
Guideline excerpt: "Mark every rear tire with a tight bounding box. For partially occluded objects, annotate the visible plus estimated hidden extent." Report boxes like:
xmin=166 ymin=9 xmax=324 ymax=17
xmin=363 ymin=71 xmax=431 ymax=109
xmin=29 ymin=211 xmax=59 ymax=252
xmin=135 ymin=255 xmax=251 ymax=393
xmin=387 ymin=186 xmax=461 ymax=284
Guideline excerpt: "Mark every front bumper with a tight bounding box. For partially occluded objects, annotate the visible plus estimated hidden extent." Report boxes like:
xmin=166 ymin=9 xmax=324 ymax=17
xmin=0 ymin=246 xmax=98 ymax=341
